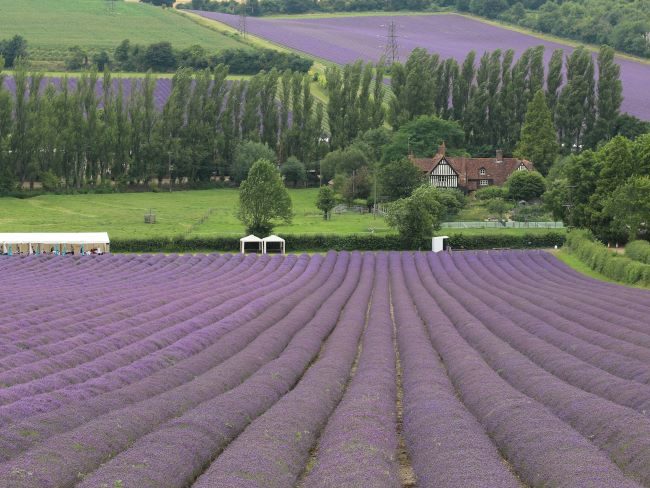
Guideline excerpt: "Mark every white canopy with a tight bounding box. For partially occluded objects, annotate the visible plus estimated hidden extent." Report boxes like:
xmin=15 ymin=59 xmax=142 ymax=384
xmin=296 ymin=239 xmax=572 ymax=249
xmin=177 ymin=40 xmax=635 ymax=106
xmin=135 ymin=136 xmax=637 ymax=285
xmin=240 ymin=234 xmax=262 ymax=254
xmin=262 ymin=235 xmax=285 ymax=255
xmin=262 ymin=235 xmax=285 ymax=243
xmin=240 ymin=234 xmax=262 ymax=243
xmin=0 ymin=233 xmax=110 ymax=245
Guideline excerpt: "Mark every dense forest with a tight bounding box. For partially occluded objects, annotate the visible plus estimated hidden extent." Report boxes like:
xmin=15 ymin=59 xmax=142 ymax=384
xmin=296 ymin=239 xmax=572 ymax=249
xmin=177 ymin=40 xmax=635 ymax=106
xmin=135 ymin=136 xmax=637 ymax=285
xmin=183 ymin=0 xmax=650 ymax=58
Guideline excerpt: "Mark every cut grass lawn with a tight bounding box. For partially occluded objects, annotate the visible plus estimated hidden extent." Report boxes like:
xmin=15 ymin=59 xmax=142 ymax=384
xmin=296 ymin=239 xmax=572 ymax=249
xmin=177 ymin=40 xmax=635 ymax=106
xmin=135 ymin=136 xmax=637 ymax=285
xmin=0 ymin=0 xmax=250 ymax=70
xmin=0 ymin=189 xmax=565 ymax=240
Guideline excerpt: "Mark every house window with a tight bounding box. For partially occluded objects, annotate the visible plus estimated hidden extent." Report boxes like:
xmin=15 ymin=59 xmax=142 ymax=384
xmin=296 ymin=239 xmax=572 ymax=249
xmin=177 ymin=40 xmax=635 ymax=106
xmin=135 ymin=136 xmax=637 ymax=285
xmin=479 ymin=168 xmax=486 ymax=176
xmin=480 ymin=179 xmax=489 ymax=186
xmin=517 ymin=164 xmax=527 ymax=171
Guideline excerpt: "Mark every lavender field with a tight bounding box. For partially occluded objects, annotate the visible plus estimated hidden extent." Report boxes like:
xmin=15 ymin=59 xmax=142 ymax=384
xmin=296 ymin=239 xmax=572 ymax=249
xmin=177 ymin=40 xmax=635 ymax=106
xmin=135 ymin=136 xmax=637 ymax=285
xmin=195 ymin=12 xmax=650 ymax=121
xmin=1 ymin=77 xmax=173 ymax=111
xmin=1 ymin=251 xmax=650 ymax=487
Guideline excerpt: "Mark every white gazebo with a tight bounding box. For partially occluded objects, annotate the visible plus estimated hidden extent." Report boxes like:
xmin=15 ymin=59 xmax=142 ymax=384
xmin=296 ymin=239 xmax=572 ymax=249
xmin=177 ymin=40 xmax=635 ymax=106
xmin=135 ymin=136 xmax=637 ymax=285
xmin=432 ymin=235 xmax=449 ymax=253
xmin=239 ymin=234 xmax=263 ymax=254
xmin=0 ymin=233 xmax=110 ymax=255
xmin=262 ymin=235 xmax=285 ymax=255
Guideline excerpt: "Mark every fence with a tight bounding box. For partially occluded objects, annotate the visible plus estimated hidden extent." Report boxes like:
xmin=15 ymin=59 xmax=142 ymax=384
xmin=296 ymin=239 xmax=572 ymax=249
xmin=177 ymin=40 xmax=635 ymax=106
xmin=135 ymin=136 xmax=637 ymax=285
xmin=441 ymin=221 xmax=565 ymax=229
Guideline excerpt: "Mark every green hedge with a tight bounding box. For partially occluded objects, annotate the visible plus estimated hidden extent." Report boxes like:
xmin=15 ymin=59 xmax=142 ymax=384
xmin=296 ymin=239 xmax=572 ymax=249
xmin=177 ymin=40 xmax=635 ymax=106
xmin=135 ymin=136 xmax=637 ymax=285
xmin=110 ymin=232 xmax=566 ymax=253
xmin=565 ymin=230 xmax=650 ymax=286
xmin=625 ymin=240 xmax=650 ymax=264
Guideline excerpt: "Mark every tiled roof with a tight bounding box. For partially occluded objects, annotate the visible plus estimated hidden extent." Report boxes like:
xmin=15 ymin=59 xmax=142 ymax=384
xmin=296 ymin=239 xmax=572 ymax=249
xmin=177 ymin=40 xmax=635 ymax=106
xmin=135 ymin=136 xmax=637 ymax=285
xmin=410 ymin=149 xmax=534 ymax=188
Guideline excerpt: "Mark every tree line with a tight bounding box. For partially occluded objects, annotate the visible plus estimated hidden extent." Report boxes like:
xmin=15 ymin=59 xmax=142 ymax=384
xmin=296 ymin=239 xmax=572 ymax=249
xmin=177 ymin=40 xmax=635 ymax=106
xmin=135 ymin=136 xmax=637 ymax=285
xmin=387 ymin=45 xmax=648 ymax=174
xmin=0 ymin=63 xmax=330 ymax=191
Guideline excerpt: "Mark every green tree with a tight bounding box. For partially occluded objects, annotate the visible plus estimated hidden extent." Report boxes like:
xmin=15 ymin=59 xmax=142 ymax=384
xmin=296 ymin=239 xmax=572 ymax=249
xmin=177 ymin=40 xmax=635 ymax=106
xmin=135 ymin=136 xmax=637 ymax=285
xmin=382 ymin=115 xmax=465 ymax=162
xmin=603 ymin=176 xmax=650 ymax=240
xmin=238 ymin=159 xmax=292 ymax=235
xmin=386 ymin=185 xmax=444 ymax=247
xmin=316 ymin=185 xmax=337 ymax=220
xmin=281 ymin=156 xmax=306 ymax=187
xmin=378 ymin=158 xmax=423 ymax=201
xmin=0 ymin=35 xmax=28 ymax=68
xmin=546 ymin=49 xmax=564 ymax=116
xmin=556 ymin=47 xmax=595 ymax=151
xmin=588 ymin=45 xmax=623 ymax=146
xmin=231 ymin=140 xmax=276 ymax=185
xmin=514 ymin=90 xmax=559 ymax=175
xmin=507 ymin=170 xmax=546 ymax=201
xmin=143 ymin=42 xmax=176 ymax=72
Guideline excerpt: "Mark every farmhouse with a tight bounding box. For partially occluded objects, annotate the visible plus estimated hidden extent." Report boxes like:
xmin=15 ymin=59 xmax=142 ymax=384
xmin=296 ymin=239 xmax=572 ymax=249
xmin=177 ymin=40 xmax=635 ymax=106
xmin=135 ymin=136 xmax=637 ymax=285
xmin=410 ymin=143 xmax=534 ymax=192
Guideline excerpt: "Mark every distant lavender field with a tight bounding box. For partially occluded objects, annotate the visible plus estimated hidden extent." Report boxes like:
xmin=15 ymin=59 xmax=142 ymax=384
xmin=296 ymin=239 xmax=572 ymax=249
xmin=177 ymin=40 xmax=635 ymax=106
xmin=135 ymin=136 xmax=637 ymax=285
xmin=1 ymin=77 xmax=173 ymax=111
xmin=194 ymin=12 xmax=650 ymax=121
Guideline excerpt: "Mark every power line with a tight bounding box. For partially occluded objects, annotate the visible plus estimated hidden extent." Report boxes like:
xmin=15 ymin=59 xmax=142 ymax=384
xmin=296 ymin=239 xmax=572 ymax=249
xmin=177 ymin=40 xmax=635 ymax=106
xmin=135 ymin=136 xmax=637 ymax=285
xmin=383 ymin=21 xmax=399 ymax=65
xmin=238 ymin=0 xmax=248 ymax=38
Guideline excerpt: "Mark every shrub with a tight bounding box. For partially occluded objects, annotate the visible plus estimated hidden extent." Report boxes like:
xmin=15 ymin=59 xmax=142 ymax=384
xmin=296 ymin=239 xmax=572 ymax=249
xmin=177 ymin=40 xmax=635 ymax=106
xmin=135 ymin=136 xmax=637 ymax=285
xmin=625 ymin=240 xmax=650 ymax=264
xmin=110 ymin=232 xmax=566 ymax=253
xmin=565 ymin=230 xmax=650 ymax=286
xmin=474 ymin=186 xmax=506 ymax=200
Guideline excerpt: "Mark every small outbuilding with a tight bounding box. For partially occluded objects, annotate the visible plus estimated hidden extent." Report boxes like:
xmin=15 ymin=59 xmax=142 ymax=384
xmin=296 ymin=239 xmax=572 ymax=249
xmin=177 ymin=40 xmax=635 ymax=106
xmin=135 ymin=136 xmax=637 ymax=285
xmin=0 ymin=232 xmax=110 ymax=255
xmin=240 ymin=234 xmax=263 ymax=254
xmin=432 ymin=235 xmax=449 ymax=253
xmin=262 ymin=235 xmax=285 ymax=255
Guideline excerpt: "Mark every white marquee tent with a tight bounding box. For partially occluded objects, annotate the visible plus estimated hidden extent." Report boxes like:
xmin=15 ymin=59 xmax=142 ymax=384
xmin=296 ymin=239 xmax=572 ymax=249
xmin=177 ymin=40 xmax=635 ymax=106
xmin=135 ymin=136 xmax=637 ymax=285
xmin=239 ymin=234 xmax=263 ymax=254
xmin=262 ymin=235 xmax=285 ymax=255
xmin=0 ymin=233 xmax=110 ymax=255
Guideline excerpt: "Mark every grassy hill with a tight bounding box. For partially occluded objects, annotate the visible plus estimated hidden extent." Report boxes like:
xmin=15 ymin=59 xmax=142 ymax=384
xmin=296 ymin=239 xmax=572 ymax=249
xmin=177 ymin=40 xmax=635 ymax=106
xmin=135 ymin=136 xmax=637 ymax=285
xmin=0 ymin=0 xmax=251 ymax=70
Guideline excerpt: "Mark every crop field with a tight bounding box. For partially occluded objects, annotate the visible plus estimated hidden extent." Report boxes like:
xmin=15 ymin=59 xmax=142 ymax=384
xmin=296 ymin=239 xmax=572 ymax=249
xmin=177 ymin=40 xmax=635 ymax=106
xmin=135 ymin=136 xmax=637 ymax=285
xmin=1 ymin=251 xmax=650 ymax=487
xmin=194 ymin=11 xmax=650 ymax=121
xmin=1 ymin=76 xmax=174 ymax=111
xmin=0 ymin=0 xmax=249 ymax=69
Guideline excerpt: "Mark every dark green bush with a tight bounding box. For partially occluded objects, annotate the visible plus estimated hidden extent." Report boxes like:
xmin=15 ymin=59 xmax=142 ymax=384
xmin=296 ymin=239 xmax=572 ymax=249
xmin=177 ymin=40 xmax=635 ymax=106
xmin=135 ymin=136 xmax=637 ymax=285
xmin=625 ymin=240 xmax=650 ymax=264
xmin=110 ymin=232 xmax=565 ymax=253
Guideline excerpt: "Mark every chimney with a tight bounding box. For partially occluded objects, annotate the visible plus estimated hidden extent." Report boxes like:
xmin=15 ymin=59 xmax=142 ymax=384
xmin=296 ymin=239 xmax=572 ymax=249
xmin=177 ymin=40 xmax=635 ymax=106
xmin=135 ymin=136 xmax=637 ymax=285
xmin=438 ymin=141 xmax=446 ymax=157
xmin=496 ymin=149 xmax=503 ymax=162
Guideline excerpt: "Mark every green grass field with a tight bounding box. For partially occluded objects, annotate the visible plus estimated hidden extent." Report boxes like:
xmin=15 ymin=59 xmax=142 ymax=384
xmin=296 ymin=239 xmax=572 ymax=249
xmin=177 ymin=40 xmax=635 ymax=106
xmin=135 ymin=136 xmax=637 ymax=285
xmin=0 ymin=0 xmax=250 ymax=70
xmin=0 ymin=189 xmax=565 ymax=240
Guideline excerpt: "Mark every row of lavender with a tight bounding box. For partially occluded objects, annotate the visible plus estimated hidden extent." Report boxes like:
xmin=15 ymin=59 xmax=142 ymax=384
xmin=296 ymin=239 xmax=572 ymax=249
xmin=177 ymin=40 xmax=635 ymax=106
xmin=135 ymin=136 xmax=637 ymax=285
xmin=1 ymin=251 xmax=650 ymax=487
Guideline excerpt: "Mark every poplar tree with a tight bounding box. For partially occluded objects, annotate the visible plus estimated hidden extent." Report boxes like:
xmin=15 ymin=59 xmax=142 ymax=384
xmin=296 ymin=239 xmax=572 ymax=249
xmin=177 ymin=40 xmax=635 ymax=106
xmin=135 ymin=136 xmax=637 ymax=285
xmin=589 ymin=45 xmax=623 ymax=146
xmin=514 ymin=89 xmax=559 ymax=175
xmin=546 ymin=49 xmax=564 ymax=115
xmin=556 ymin=47 xmax=595 ymax=151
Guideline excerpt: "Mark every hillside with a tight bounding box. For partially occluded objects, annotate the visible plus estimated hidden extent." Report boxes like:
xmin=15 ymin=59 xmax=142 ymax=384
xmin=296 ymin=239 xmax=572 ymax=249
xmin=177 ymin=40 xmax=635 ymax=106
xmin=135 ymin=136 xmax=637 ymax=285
xmin=0 ymin=0 xmax=251 ymax=70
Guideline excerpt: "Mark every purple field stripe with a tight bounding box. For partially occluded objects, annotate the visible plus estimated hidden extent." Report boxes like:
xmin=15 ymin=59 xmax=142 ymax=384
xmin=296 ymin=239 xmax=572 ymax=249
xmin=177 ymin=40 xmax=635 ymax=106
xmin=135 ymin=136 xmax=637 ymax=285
xmin=0 ymin=255 xmax=335 ymax=485
xmin=447 ymin=253 xmax=650 ymax=387
xmin=75 ymin=253 xmax=362 ymax=488
xmin=189 ymin=253 xmax=375 ymax=488
xmin=0 ymin=255 xmax=302 ymax=423
xmin=388 ymin=252 xmax=522 ymax=487
xmin=300 ymin=252 xmax=401 ymax=488
xmin=403 ymin=252 xmax=641 ymax=487
xmin=0 ymin=254 xmax=333 ymax=463
xmin=471 ymin=252 xmax=650 ymax=361
xmin=418 ymin=252 xmax=650 ymax=485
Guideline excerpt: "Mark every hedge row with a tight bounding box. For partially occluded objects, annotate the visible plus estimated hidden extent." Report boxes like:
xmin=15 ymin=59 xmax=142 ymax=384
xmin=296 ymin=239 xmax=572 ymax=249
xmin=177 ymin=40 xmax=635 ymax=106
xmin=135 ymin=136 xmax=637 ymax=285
xmin=625 ymin=240 xmax=650 ymax=264
xmin=565 ymin=230 xmax=650 ymax=286
xmin=110 ymin=232 xmax=566 ymax=253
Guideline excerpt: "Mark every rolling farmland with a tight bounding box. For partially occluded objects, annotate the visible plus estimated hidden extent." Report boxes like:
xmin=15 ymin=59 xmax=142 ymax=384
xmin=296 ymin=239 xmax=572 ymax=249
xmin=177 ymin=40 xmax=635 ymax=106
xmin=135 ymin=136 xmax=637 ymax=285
xmin=194 ymin=12 xmax=650 ymax=121
xmin=1 ymin=251 xmax=650 ymax=487
xmin=0 ymin=0 xmax=250 ymax=70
